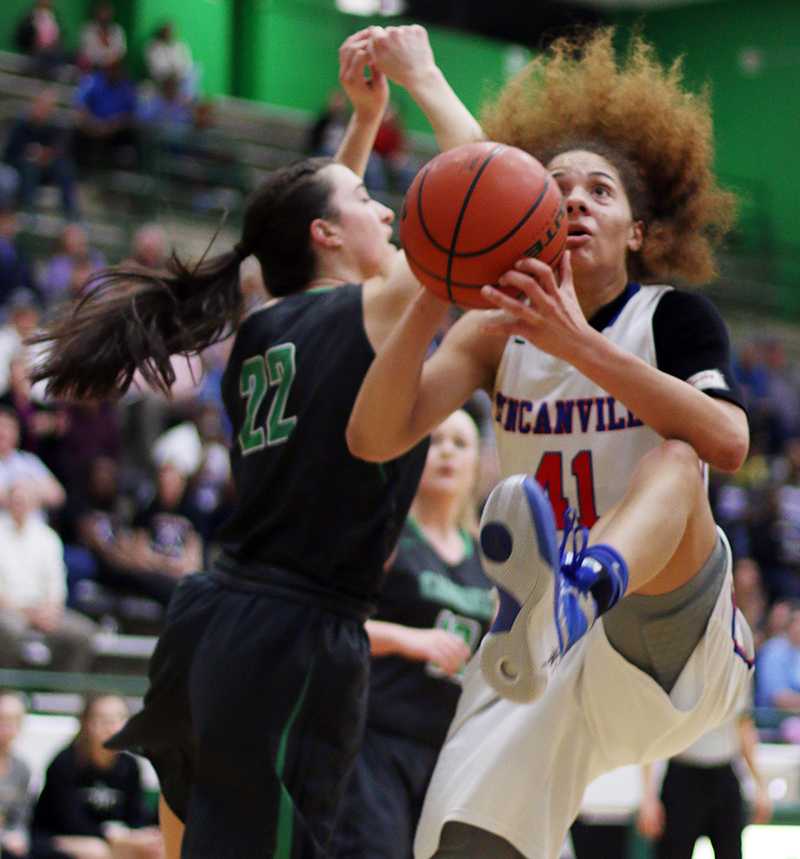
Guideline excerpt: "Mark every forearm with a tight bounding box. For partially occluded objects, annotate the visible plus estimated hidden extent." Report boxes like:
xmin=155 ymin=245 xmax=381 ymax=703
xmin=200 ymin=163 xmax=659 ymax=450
xmin=347 ymin=290 xmax=448 ymax=461
xmin=366 ymin=620 xmax=416 ymax=658
xmin=335 ymin=109 xmax=384 ymax=178
xmin=405 ymin=66 xmax=483 ymax=152
xmin=738 ymin=719 xmax=765 ymax=788
xmin=570 ymin=331 xmax=748 ymax=472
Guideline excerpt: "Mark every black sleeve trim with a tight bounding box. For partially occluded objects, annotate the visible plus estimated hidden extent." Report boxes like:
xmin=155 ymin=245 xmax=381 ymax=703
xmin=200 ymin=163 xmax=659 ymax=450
xmin=652 ymin=290 xmax=746 ymax=412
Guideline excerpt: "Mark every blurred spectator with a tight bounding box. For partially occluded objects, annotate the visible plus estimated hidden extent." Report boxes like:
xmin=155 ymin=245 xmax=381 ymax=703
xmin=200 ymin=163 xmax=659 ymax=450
xmin=307 ymin=89 xmax=349 ymax=157
xmin=0 ymin=288 xmax=42 ymax=397
xmin=0 ymin=164 xmax=20 ymax=209
xmin=734 ymin=557 xmax=768 ymax=649
xmin=152 ymin=404 xmax=231 ymax=539
xmin=130 ymin=460 xmax=204 ymax=575
xmin=0 ymin=406 xmax=65 ymax=516
xmin=0 ymin=351 xmax=69 ymax=469
xmin=0 ymin=481 xmax=96 ymax=672
xmin=765 ymin=599 xmax=792 ymax=640
xmin=129 ymin=224 xmax=167 ymax=269
xmin=73 ymin=60 xmax=138 ymax=171
xmin=136 ymin=75 xmax=192 ymax=128
xmin=308 ymin=88 xmax=387 ymax=192
xmin=58 ymin=401 xmax=120 ymax=495
xmin=3 ymin=89 xmax=78 ymax=219
xmin=41 ymin=223 xmax=105 ymax=307
xmin=31 ymin=693 xmax=163 ymax=859
xmin=60 ymin=455 xmax=129 ymax=600
xmin=0 ymin=690 xmax=33 ymax=859
xmin=755 ymin=602 xmax=800 ymax=711
xmin=14 ymin=0 xmax=66 ymax=78
xmin=372 ymin=103 xmax=416 ymax=192
xmin=763 ymin=339 xmax=800 ymax=452
xmin=144 ymin=21 xmax=195 ymax=99
xmin=0 ymin=209 xmax=38 ymax=311
xmin=752 ymin=438 xmax=800 ymax=601
xmin=77 ymin=1 xmax=126 ymax=72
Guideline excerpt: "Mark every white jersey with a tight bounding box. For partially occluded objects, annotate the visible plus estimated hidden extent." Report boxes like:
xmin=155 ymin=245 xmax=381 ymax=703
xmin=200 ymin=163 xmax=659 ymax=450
xmin=493 ymin=284 xmax=669 ymax=529
xmin=414 ymin=284 xmax=753 ymax=859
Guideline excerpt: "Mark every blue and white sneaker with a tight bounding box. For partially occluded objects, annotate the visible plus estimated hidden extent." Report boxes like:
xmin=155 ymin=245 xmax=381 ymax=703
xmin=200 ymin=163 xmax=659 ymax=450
xmin=478 ymin=474 xmax=628 ymax=703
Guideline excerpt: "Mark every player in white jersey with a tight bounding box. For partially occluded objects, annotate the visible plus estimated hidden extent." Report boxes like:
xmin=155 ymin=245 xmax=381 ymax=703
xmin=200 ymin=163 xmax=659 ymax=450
xmin=348 ymin=28 xmax=754 ymax=859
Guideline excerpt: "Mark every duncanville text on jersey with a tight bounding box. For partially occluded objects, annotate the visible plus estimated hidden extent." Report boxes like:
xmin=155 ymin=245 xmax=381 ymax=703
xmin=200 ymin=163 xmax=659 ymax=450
xmin=494 ymin=392 xmax=645 ymax=435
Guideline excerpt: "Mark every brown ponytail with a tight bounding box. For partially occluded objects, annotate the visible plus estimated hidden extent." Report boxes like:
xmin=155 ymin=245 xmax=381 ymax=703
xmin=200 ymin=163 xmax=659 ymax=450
xmin=32 ymin=247 xmax=243 ymax=400
xmin=32 ymin=156 xmax=336 ymax=401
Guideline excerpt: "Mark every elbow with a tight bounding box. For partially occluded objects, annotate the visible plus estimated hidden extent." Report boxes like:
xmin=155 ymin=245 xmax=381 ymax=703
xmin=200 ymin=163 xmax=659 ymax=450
xmin=346 ymin=419 xmax=393 ymax=464
xmin=710 ymin=430 xmax=750 ymax=474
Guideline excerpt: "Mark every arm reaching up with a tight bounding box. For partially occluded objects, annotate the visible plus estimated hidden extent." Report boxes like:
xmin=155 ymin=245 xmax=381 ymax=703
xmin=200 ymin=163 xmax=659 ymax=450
xmin=335 ymin=28 xmax=389 ymax=177
xmin=369 ymin=25 xmax=483 ymax=151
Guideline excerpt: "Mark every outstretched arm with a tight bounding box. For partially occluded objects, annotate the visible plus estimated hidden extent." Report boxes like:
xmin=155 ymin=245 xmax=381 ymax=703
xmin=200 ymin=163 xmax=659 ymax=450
xmin=334 ymin=29 xmax=389 ymax=177
xmin=349 ymin=290 xmax=504 ymax=461
xmin=369 ymin=25 xmax=483 ymax=151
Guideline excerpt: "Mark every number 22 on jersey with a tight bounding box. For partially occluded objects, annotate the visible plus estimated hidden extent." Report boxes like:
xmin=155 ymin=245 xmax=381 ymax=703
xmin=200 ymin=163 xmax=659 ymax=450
xmin=535 ymin=450 xmax=598 ymax=529
xmin=238 ymin=343 xmax=298 ymax=454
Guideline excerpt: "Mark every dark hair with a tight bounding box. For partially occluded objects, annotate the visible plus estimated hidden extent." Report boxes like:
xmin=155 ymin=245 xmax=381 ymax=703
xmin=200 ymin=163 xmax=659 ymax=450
xmin=32 ymin=157 xmax=335 ymax=401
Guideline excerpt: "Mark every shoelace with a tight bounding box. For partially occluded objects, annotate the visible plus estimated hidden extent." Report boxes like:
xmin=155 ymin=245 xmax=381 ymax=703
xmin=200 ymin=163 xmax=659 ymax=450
xmin=558 ymin=507 xmax=597 ymax=591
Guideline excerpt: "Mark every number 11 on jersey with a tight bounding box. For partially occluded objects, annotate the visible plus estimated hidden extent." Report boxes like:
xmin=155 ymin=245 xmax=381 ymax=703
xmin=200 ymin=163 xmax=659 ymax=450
xmin=535 ymin=450 xmax=598 ymax=530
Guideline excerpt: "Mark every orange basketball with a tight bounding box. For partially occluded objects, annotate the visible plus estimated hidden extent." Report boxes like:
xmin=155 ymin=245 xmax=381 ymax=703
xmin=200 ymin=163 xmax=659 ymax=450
xmin=399 ymin=141 xmax=567 ymax=310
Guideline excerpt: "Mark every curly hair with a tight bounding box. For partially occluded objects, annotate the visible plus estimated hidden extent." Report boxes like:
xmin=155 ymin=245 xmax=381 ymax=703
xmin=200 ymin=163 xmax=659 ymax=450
xmin=481 ymin=29 xmax=736 ymax=285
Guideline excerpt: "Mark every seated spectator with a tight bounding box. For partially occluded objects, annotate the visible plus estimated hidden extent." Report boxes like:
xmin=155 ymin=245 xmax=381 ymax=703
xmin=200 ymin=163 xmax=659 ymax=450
xmin=14 ymin=0 xmax=66 ymax=78
xmin=30 ymin=693 xmax=163 ymax=859
xmin=0 ymin=690 xmax=33 ymax=859
xmin=307 ymin=88 xmax=349 ymax=157
xmin=77 ymin=1 xmax=126 ymax=72
xmin=144 ymin=22 xmax=195 ymax=98
xmin=41 ymin=224 xmax=105 ymax=307
xmin=756 ymin=602 xmax=800 ymax=711
xmin=372 ymin=103 xmax=416 ymax=192
xmin=57 ymin=400 xmax=120 ymax=496
xmin=0 ymin=209 xmax=38 ymax=312
xmin=0 ymin=406 xmax=65 ymax=516
xmin=0 ymin=164 xmax=20 ymax=210
xmin=130 ymin=460 xmax=204 ymax=577
xmin=73 ymin=60 xmax=138 ymax=171
xmin=136 ymin=75 xmax=192 ymax=128
xmin=0 ymin=289 xmax=42 ymax=398
xmin=152 ymin=403 xmax=231 ymax=539
xmin=0 ymin=482 xmax=96 ymax=672
xmin=0 ymin=351 xmax=70 ymax=469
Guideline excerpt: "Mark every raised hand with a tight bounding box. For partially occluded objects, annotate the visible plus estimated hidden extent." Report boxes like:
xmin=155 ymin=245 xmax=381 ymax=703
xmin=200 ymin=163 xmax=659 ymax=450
xmin=368 ymin=25 xmax=437 ymax=90
xmin=338 ymin=28 xmax=389 ymax=121
xmin=479 ymin=252 xmax=591 ymax=362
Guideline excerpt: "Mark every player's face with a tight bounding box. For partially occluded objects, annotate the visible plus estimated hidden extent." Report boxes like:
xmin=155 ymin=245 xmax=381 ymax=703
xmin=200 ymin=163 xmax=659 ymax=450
xmin=419 ymin=410 xmax=480 ymax=505
xmin=547 ymin=150 xmax=643 ymax=285
xmin=321 ymin=164 xmax=396 ymax=280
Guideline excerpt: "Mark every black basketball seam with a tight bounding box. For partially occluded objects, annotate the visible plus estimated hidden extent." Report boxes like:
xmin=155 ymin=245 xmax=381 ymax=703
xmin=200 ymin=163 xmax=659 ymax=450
xmin=404 ymin=247 xmax=497 ymax=290
xmin=445 ymin=145 xmax=505 ymax=302
xmin=415 ymin=158 xmax=553 ymax=258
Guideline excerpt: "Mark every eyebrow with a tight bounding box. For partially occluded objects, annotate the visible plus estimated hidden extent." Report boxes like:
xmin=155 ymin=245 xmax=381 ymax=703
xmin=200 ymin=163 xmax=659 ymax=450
xmin=551 ymin=169 xmax=617 ymax=184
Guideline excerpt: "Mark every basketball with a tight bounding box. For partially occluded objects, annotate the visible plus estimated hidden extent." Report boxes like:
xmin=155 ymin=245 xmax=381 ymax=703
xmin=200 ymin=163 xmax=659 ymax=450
xmin=399 ymin=141 xmax=567 ymax=310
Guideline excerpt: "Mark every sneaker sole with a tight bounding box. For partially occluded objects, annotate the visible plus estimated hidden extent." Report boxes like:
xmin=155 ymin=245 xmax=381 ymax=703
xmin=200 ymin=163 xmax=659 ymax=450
xmin=479 ymin=475 xmax=559 ymax=703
